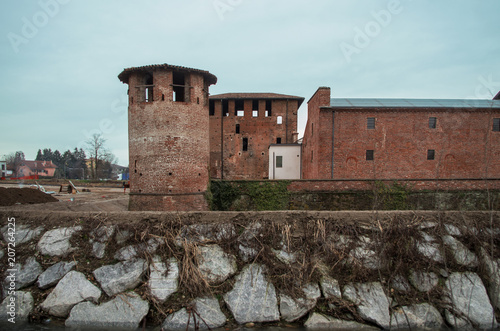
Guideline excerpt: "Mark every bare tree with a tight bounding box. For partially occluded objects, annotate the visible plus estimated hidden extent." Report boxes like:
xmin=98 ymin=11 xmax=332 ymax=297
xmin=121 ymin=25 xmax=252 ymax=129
xmin=3 ymin=151 xmax=25 ymax=177
xmin=85 ymin=133 xmax=115 ymax=180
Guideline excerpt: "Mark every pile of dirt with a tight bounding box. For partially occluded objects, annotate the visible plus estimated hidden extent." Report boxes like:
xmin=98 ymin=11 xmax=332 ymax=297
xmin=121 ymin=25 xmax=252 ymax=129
xmin=0 ymin=187 xmax=59 ymax=206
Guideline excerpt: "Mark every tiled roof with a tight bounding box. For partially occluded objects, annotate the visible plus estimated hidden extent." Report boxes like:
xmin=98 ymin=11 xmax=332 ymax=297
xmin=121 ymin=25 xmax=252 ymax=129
xmin=21 ymin=160 xmax=57 ymax=169
xmin=118 ymin=63 xmax=217 ymax=85
xmin=210 ymin=93 xmax=305 ymax=107
xmin=329 ymin=98 xmax=500 ymax=110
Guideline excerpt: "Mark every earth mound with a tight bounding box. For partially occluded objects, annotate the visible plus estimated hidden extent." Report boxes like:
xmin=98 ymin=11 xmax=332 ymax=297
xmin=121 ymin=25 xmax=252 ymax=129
xmin=0 ymin=187 xmax=59 ymax=206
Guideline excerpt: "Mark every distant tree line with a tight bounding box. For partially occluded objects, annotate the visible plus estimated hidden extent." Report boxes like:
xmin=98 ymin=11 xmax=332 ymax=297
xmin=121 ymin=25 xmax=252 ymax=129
xmin=3 ymin=133 xmax=122 ymax=180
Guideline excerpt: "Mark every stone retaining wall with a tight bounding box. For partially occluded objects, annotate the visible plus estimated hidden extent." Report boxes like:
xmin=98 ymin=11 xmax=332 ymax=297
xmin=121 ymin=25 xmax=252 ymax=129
xmin=0 ymin=211 xmax=499 ymax=330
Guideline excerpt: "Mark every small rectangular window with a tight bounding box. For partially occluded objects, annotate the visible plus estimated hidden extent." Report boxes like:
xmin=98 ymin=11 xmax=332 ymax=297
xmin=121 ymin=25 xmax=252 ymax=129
xmin=493 ymin=118 xmax=500 ymax=132
xmin=276 ymin=156 xmax=283 ymax=168
xmin=235 ymin=99 xmax=244 ymax=111
xmin=277 ymin=116 xmax=283 ymax=125
xmin=366 ymin=150 xmax=374 ymax=161
xmin=427 ymin=149 xmax=435 ymax=160
xmin=252 ymin=99 xmax=259 ymax=110
xmin=429 ymin=117 xmax=437 ymax=129
xmin=252 ymin=110 xmax=258 ymax=117
xmin=277 ymin=137 xmax=282 ymax=144
xmin=242 ymin=138 xmax=248 ymax=151
xmin=367 ymin=117 xmax=375 ymax=129
xmin=236 ymin=124 xmax=240 ymax=134
xmin=266 ymin=100 xmax=272 ymax=116
xmin=237 ymin=110 xmax=244 ymax=117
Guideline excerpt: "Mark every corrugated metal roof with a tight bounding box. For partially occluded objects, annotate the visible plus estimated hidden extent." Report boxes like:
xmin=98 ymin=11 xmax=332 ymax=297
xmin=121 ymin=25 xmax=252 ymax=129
xmin=329 ymin=98 xmax=500 ymax=109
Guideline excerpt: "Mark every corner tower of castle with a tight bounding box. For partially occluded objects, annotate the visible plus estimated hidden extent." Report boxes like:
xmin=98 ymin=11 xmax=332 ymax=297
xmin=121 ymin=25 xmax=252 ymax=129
xmin=119 ymin=64 xmax=217 ymax=211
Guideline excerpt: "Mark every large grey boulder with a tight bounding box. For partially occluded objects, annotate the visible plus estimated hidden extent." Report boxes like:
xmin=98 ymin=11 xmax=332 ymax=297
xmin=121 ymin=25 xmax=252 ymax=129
xmin=177 ymin=223 xmax=236 ymax=245
xmin=445 ymin=272 xmax=497 ymax=329
xmin=93 ymin=259 xmax=147 ymax=297
xmin=114 ymin=238 xmax=161 ymax=261
xmin=148 ymin=256 xmax=179 ymax=302
xmin=390 ymin=303 xmax=444 ymax=329
xmin=408 ymin=271 xmax=438 ymax=292
xmin=197 ymin=244 xmax=237 ymax=283
xmin=320 ymin=276 xmax=342 ymax=299
xmin=224 ymin=264 xmax=279 ymax=324
xmin=443 ymin=235 xmax=478 ymax=267
xmin=3 ymin=257 xmax=42 ymax=296
xmin=37 ymin=261 xmax=76 ymax=289
xmin=1 ymin=225 xmax=44 ymax=245
xmin=304 ymin=312 xmax=378 ymax=329
xmin=37 ymin=226 xmax=82 ymax=256
xmin=343 ymin=282 xmax=390 ymax=329
xmin=40 ymin=271 xmax=101 ymax=317
xmin=416 ymin=233 xmax=443 ymax=263
xmin=480 ymin=248 xmax=500 ymax=310
xmin=162 ymin=297 xmax=227 ymax=330
xmin=280 ymin=283 xmax=321 ymax=322
xmin=0 ymin=291 xmax=33 ymax=323
xmin=90 ymin=225 xmax=115 ymax=259
xmin=66 ymin=292 xmax=148 ymax=329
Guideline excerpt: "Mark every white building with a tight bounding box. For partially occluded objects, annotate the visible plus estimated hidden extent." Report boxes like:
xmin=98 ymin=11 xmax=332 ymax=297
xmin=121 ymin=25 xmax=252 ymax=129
xmin=0 ymin=161 xmax=7 ymax=178
xmin=268 ymin=144 xmax=301 ymax=179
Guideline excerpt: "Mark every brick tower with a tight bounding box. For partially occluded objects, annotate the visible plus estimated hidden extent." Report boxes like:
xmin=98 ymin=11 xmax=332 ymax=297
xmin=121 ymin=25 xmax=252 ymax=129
xmin=118 ymin=64 xmax=217 ymax=211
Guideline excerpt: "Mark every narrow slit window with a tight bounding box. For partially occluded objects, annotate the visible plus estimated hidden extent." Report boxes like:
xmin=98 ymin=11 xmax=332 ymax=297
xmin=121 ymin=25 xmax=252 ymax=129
xmin=367 ymin=117 xmax=375 ymax=129
xmin=209 ymin=100 xmax=215 ymax=116
xmin=277 ymin=116 xmax=283 ymax=125
xmin=493 ymin=118 xmax=500 ymax=132
xmin=242 ymin=138 xmax=248 ymax=151
xmin=276 ymin=156 xmax=283 ymax=168
xmin=427 ymin=149 xmax=435 ymax=160
xmin=429 ymin=117 xmax=437 ymax=129
xmin=366 ymin=150 xmax=374 ymax=161
xmin=236 ymin=124 xmax=240 ymax=134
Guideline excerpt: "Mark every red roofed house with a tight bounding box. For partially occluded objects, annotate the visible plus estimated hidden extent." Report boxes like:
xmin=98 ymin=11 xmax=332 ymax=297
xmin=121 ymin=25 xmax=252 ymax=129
xmin=16 ymin=160 xmax=58 ymax=178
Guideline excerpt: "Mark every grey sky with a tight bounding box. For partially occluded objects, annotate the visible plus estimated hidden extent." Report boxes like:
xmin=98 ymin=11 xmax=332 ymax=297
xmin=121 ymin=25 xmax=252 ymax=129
xmin=1 ymin=0 xmax=499 ymax=165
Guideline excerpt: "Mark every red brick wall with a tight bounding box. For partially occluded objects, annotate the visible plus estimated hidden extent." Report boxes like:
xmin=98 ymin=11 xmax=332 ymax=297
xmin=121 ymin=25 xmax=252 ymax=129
xmin=331 ymin=109 xmax=500 ymax=180
xmin=209 ymin=99 xmax=299 ymax=180
xmin=302 ymin=87 xmax=500 ymax=181
xmin=302 ymin=87 xmax=332 ymax=179
xmin=127 ymin=69 xmax=212 ymax=211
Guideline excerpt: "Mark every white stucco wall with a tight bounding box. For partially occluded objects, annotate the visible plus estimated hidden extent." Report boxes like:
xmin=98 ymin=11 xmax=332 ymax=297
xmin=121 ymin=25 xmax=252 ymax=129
xmin=268 ymin=145 xmax=301 ymax=179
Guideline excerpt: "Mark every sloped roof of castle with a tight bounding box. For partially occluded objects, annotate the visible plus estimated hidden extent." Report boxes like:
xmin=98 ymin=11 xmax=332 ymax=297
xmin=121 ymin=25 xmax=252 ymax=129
xmin=328 ymin=98 xmax=500 ymax=110
xmin=210 ymin=92 xmax=305 ymax=107
xmin=118 ymin=63 xmax=217 ymax=85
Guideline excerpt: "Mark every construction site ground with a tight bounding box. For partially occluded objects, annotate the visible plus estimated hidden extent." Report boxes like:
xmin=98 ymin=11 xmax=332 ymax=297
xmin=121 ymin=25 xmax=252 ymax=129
xmin=0 ymin=182 xmax=128 ymax=212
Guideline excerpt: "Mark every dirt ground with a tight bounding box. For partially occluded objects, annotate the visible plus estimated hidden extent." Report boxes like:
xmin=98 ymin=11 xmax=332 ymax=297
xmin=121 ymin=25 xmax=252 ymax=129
xmin=0 ymin=182 xmax=128 ymax=212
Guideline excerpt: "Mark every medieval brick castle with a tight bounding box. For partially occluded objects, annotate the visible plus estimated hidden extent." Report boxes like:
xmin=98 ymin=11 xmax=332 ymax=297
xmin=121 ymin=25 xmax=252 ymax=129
xmin=119 ymin=63 xmax=500 ymax=211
